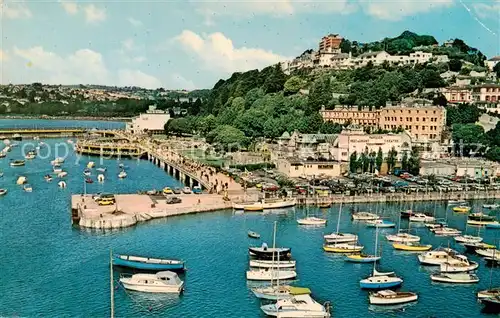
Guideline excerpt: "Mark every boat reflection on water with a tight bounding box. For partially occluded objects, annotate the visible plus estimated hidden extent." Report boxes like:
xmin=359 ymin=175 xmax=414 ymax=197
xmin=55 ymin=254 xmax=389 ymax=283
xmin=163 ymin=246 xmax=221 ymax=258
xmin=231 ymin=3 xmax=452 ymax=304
xmin=368 ymin=301 xmax=418 ymax=313
xmin=121 ymin=287 xmax=182 ymax=312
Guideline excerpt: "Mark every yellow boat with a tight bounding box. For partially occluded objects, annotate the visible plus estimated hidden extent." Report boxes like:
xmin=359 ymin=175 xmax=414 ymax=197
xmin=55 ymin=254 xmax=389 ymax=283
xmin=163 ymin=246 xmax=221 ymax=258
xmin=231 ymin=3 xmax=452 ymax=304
xmin=453 ymin=206 xmax=471 ymax=213
xmin=243 ymin=204 xmax=264 ymax=212
xmin=323 ymin=244 xmax=363 ymax=253
xmin=393 ymin=243 xmax=432 ymax=251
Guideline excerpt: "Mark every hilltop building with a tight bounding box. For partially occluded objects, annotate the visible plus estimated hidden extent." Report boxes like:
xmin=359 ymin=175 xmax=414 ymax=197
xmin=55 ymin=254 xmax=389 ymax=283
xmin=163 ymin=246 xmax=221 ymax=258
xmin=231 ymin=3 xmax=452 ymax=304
xmin=126 ymin=105 xmax=171 ymax=135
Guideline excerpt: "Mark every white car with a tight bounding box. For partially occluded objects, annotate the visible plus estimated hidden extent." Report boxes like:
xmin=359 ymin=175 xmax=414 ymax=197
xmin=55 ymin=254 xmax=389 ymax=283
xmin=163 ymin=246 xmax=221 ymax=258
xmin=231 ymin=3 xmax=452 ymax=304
xmin=182 ymin=187 xmax=192 ymax=194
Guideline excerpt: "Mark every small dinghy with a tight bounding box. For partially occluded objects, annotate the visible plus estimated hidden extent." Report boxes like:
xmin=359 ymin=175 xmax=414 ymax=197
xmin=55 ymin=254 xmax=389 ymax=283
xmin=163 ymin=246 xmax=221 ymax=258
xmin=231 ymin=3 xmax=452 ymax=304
xmin=323 ymin=233 xmax=358 ymax=244
xmin=366 ymin=219 xmax=396 ymax=228
xmin=83 ymin=169 xmax=91 ymax=176
xmin=483 ymin=204 xmax=500 ymax=209
xmin=248 ymin=231 xmax=260 ymax=239
xmin=87 ymin=161 xmax=95 ymax=168
xmin=58 ymin=181 xmax=67 ymax=188
xmin=454 ymin=235 xmax=483 ymax=244
xmin=453 ymin=205 xmax=471 ymax=213
xmin=58 ymin=171 xmax=68 ymax=178
xmin=323 ymin=243 xmax=363 ymax=253
xmin=352 ymin=212 xmax=379 ymax=221
xmin=431 ymin=273 xmax=479 ymax=284
xmin=96 ymin=167 xmax=107 ymax=173
xmin=10 ymin=159 xmax=25 ymax=167
xmin=118 ymin=170 xmax=127 ymax=179
xmin=23 ymin=184 xmax=33 ymax=192
xmin=252 ymin=285 xmax=311 ymax=300
xmin=369 ymin=290 xmax=418 ymax=305
xmin=98 ymin=174 xmax=105 ymax=182
xmin=24 ymin=153 xmax=36 ymax=160
xmin=345 ymin=253 xmax=381 ymax=263
xmin=44 ymin=174 xmax=53 ymax=182
xmin=297 ymin=217 xmax=327 ymax=226
xmin=0 ymin=188 xmax=7 ymax=196
xmin=120 ymin=271 xmax=184 ymax=293
xmin=393 ymin=242 xmax=432 ymax=252
xmin=246 ymin=268 xmax=297 ymax=281
xmin=249 ymin=259 xmax=296 ymax=269
xmin=113 ymin=255 xmax=185 ymax=271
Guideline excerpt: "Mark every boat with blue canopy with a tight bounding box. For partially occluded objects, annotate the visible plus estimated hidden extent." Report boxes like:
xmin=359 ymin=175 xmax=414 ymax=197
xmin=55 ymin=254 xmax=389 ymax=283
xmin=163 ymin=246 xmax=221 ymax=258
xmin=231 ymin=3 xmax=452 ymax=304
xmin=113 ymin=254 xmax=185 ymax=271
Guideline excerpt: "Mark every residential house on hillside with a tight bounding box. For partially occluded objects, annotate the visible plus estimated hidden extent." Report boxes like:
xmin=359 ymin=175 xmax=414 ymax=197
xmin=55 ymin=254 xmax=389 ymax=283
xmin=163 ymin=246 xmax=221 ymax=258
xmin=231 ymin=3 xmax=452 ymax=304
xmin=486 ymin=56 xmax=500 ymax=71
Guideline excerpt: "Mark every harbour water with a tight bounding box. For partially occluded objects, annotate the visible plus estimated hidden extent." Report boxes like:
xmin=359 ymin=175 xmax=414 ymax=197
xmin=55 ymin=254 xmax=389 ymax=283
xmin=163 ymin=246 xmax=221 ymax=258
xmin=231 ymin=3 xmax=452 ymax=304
xmin=1 ymin=121 xmax=499 ymax=317
xmin=0 ymin=118 xmax=125 ymax=130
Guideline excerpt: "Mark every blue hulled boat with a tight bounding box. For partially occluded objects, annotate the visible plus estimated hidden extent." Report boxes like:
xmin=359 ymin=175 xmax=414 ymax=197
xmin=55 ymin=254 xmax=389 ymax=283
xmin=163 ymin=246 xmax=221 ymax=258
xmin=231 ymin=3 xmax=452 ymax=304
xmin=113 ymin=255 xmax=185 ymax=271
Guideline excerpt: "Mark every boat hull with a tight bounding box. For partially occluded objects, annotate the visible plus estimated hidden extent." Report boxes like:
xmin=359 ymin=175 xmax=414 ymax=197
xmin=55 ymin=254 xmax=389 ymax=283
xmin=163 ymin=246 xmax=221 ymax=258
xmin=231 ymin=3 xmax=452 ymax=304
xmin=439 ymin=261 xmax=479 ymax=273
xmin=246 ymin=271 xmax=297 ymax=281
xmin=393 ymin=243 xmax=432 ymax=251
xmin=369 ymin=294 xmax=418 ymax=305
xmin=120 ymin=280 xmax=183 ymax=293
xmin=345 ymin=255 xmax=380 ymax=263
xmin=249 ymin=260 xmax=296 ymax=269
xmin=360 ymin=280 xmax=402 ymax=289
xmin=113 ymin=256 xmax=185 ymax=271
xmin=431 ymin=275 xmax=479 ymax=284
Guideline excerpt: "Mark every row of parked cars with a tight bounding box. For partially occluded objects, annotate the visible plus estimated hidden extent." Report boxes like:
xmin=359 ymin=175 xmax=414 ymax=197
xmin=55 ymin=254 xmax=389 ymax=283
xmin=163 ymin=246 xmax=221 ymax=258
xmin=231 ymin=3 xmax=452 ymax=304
xmin=162 ymin=186 xmax=202 ymax=195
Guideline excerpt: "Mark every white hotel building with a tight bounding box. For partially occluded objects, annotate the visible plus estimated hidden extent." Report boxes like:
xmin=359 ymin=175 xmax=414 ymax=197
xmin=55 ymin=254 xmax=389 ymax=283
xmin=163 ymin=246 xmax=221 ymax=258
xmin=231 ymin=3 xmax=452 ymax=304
xmin=126 ymin=105 xmax=171 ymax=135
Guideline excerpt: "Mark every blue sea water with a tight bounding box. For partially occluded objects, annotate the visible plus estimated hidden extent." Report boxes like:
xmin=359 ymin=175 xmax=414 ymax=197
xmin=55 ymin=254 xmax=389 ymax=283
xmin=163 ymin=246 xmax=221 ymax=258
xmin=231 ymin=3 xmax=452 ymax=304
xmin=0 ymin=118 xmax=125 ymax=130
xmin=0 ymin=121 xmax=499 ymax=317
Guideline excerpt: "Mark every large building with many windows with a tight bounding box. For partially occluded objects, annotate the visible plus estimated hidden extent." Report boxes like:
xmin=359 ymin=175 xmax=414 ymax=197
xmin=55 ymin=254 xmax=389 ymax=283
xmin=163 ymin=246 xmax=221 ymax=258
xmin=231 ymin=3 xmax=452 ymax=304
xmin=320 ymin=106 xmax=379 ymax=127
xmin=379 ymin=103 xmax=446 ymax=143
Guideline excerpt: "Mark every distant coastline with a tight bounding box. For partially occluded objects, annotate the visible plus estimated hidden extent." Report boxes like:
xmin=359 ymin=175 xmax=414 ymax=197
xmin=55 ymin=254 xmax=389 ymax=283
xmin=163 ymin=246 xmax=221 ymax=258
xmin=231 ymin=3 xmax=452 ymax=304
xmin=0 ymin=115 xmax=131 ymax=122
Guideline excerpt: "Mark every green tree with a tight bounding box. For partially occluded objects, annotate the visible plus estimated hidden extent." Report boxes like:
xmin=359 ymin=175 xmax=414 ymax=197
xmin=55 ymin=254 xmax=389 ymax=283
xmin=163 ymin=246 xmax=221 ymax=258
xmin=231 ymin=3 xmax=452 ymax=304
xmin=207 ymin=125 xmax=247 ymax=151
xmin=408 ymin=148 xmax=421 ymax=175
xmin=359 ymin=149 xmax=370 ymax=173
xmin=493 ymin=63 xmax=500 ymax=78
xmin=263 ymin=118 xmax=282 ymax=140
xmin=349 ymin=151 xmax=358 ymax=173
xmin=307 ymin=75 xmax=332 ymax=112
xmin=261 ymin=64 xmax=287 ymax=94
xmin=401 ymin=151 xmax=409 ymax=171
xmin=448 ymin=59 xmax=463 ymax=72
xmin=283 ymin=76 xmax=304 ymax=95
xmin=375 ymin=147 xmax=383 ymax=172
xmin=451 ymin=123 xmax=487 ymax=156
xmin=446 ymin=104 xmax=480 ymax=126
xmin=485 ymin=146 xmax=500 ymax=163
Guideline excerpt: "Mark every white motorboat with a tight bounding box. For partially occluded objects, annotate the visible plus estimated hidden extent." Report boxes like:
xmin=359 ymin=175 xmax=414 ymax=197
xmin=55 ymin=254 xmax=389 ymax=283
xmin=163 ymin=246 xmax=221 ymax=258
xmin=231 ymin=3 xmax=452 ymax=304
xmin=431 ymin=273 xmax=479 ymax=284
xmin=433 ymin=227 xmax=461 ymax=236
xmin=58 ymin=171 xmax=68 ymax=178
xmin=23 ymin=184 xmax=33 ymax=192
xmin=454 ymin=235 xmax=483 ymax=244
xmin=476 ymin=249 xmax=500 ymax=259
xmin=252 ymin=285 xmax=311 ymax=301
xmin=478 ymin=288 xmax=500 ymax=299
xmin=448 ymin=200 xmax=467 ymax=206
xmin=297 ymin=217 xmax=327 ymax=226
xmin=53 ymin=167 xmax=63 ymax=174
xmin=352 ymin=212 xmax=379 ymax=221
xmin=409 ymin=213 xmax=435 ymax=223
xmin=467 ymin=219 xmax=498 ymax=226
xmin=263 ymin=198 xmax=296 ymax=209
xmin=51 ymin=157 xmax=64 ymax=165
xmin=118 ymin=171 xmax=127 ymax=178
xmin=96 ymin=167 xmax=107 ymax=173
xmin=386 ymin=233 xmax=420 ymax=243
xmin=323 ymin=233 xmax=358 ymax=244
xmin=369 ymin=290 xmax=418 ymax=305
xmin=87 ymin=161 xmax=95 ymax=168
xmin=246 ymin=268 xmax=297 ymax=281
xmin=98 ymin=174 xmax=105 ymax=182
xmin=233 ymin=199 xmax=296 ymax=210
xmin=366 ymin=219 xmax=396 ymax=228
xmin=25 ymin=153 xmax=36 ymax=160
xmin=119 ymin=271 xmax=184 ymax=293
xmin=0 ymin=188 xmax=7 ymax=196
xmin=417 ymin=248 xmax=460 ymax=266
xmin=483 ymin=204 xmax=500 ymax=209
xmin=260 ymin=294 xmax=331 ymax=317
xmin=16 ymin=176 xmax=27 ymax=185
xmin=439 ymin=255 xmax=479 ymax=273
xmin=249 ymin=260 xmax=296 ymax=269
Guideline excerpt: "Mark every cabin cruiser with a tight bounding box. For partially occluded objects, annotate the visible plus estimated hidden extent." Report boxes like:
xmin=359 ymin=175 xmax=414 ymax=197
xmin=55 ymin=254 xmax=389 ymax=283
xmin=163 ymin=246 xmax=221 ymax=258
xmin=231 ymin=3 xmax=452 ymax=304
xmin=386 ymin=233 xmax=420 ymax=243
xmin=252 ymin=285 xmax=311 ymax=301
xmin=409 ymin=213 xmax=435 ymax=223
xmin=431 ymin=273 xmax=479 ymax=284
xmin=417 ymin=248 xmax=460 ymax=266
xmin=119 ymin=271 xmax=184 ymax=293
xmin=433 ymin=227 xmax=461 ymax=236
xmin=246 ymin=268 xmax=297 ymax=281
xmin=260 ymin=294 xmax=331 ymax=317
xmin=439 ymin=255 xmax=479 ymax=273
xmin=249 ymin=243 xmax=291 ymax=260
xmin=366 ymin=219 xmax=396 ymax=228
xmin=369 ymin=290 xmax=418 ymax=305
xmin=297 ymin=217 xmax=327 ymax=226
xmin=475 ymin=249 xmax=500 ymax=259
xmin=454 ymin=235 xmax=483 ymax=244
xmin=352 ymin=212 xmax=379 ymax=221
xmin=468 ymin=212 xmax=496 ymax=222
xmin=323 ymin=233 xmax=358 ymax=244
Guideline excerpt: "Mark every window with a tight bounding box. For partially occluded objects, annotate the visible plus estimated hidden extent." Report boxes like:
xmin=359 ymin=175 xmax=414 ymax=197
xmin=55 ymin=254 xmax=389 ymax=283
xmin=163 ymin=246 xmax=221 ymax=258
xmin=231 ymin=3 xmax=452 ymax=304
xmin=423 ymin=118 xmax=426 ymax=122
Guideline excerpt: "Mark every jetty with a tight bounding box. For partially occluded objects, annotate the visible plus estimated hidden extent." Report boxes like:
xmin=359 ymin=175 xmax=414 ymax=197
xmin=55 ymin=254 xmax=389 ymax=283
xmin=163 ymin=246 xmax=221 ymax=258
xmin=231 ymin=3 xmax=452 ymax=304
xmin=0 ymin=127 xmax=88 ymax=138
xmin=71 ymin=193 xmax=234 ymax=229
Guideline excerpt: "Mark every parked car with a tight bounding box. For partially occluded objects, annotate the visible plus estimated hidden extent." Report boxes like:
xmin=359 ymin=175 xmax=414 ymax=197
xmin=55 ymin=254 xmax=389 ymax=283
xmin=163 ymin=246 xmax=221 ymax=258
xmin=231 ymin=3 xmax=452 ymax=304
xmin=192 ymin=186 xmax=202 ymax=194
xmin=163 ymin=187 xmax=173 ymax=195
xmin=173 ymin=187 xmax=182 ymax=194
xmin=166 ymin=196 xmax=182 ymax=204
xmin=98 ymin=197 xmax=115 ymax=206
xmin=182 ymin=187 xmax=192 ymax=194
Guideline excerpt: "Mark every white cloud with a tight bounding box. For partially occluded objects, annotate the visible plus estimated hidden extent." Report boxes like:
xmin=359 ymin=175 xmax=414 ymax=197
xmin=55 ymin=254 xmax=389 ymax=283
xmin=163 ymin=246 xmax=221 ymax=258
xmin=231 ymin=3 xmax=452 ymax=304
xmin=59 ymin=0 xmax=78 ymax=15
xmin=363 ymin=0 xmax=454 ymax=21
xmin=132 ymin=56 xmax=146 ymax=63
xmin=127 ymin=17 xmax=142 ymax=27
xmin=170 ymin=73 xmax=196 ymax=90
xmin=84 ymin=4 xmax=106 ymax=23
xmin=122 ymin=38 xmax=135 ymax=51
xmin=0 ymin=0 xmax=32 ymax=19
xmin=471 ymin=0 xmax=500 ymax=19
xmin=10 ymin=46 xmax=160 ymax=88
xmin=117 ymin=69 xmax=162 ymax=89
xmin=175 ymin=30 xmax=290 ymax=73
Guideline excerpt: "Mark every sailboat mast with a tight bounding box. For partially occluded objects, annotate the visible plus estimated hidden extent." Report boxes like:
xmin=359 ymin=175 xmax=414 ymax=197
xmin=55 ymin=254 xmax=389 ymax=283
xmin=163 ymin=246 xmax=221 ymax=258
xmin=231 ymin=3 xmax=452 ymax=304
xmin=373 ymin=227 xmax=379 ymax=275
xmin=271 ymin=221 xmax=277 ymax=285
xmin=336 ymin=201 xmax=343 ymax=234
xmin=110 ymin=249 xmax=114 ymax=318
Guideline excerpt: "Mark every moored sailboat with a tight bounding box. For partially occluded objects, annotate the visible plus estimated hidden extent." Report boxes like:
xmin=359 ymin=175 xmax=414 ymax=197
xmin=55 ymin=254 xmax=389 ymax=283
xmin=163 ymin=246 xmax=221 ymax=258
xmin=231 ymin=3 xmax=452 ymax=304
xmin=324 ymin=201 xmax=356 ymax=243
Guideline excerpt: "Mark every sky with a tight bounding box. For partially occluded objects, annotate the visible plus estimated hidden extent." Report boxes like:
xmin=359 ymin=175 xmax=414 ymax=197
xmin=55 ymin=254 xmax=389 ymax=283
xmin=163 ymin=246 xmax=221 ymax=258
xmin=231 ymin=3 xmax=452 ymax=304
xmin=0 ymin=0 xmax=499 ymax=90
